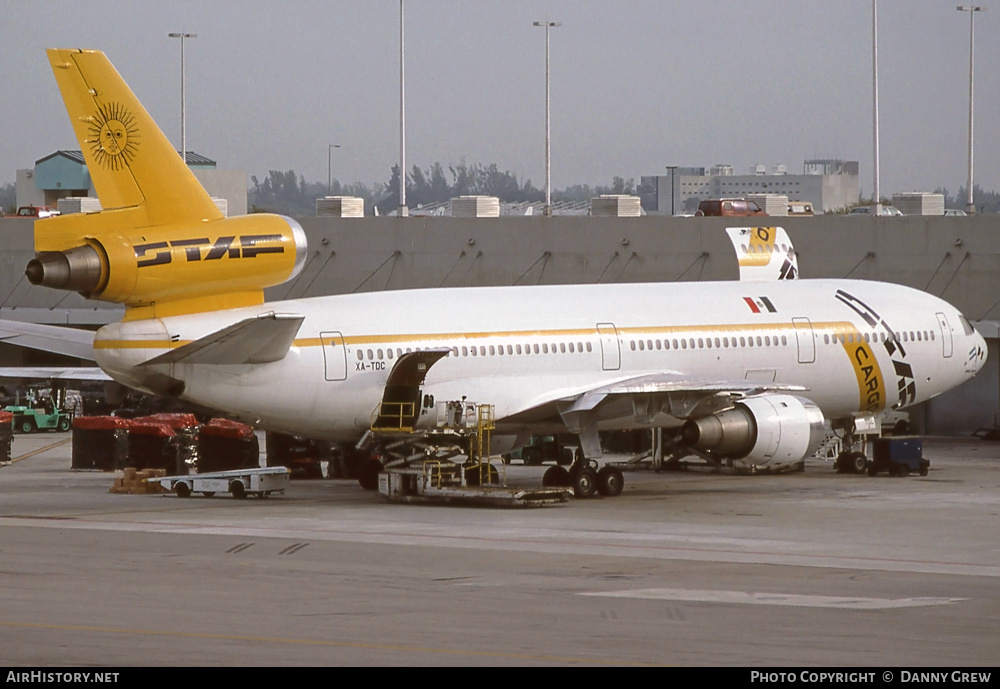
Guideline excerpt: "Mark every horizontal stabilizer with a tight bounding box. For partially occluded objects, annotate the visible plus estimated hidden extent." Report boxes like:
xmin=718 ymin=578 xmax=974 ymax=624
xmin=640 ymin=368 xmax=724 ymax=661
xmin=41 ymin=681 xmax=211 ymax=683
xmin=141 ymin=313 xmax=304 ymax=366
xmin=0 ymin=320 xmax=97 ymax=361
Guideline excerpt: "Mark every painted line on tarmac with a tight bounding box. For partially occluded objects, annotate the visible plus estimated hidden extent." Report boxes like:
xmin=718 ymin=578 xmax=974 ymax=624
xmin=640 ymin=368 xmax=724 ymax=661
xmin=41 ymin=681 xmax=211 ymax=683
xmin=581 ymin=588 xmax=966 ymax=609
xmin=0 ymin=620 xmax=663 ymax=666
xmin=10 ymin=437 xmax=71 ymax=463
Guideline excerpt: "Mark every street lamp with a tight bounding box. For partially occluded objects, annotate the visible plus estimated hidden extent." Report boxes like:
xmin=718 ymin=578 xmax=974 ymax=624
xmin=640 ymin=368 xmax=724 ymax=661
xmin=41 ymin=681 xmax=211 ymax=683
xmin=328 ymin=144 xmax=341 ymax=196
xmin=665 ymin=166 xmax=678 ymax=215
xmin=167 ymin=32 xmax=197 ymax=164
xmin=957 ymin=5 xmax=985 ymax=214
xmin=533 ymin=20 xmax=561 ymax=216
xmin=871 ymin=1 xmax=881 ymax=216
xmin=398 ymin=0 xmax=408 ymax=217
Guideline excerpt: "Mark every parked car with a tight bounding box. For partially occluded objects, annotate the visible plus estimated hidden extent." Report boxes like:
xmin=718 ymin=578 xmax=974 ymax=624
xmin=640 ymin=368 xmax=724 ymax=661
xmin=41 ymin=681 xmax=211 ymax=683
xmin=848 ymin=205 xmax=902 ymax=216
xmin=4 ymin=206 xmax=59 ymax=218
xmin=694 ymin=198 xmax=767 ymax=217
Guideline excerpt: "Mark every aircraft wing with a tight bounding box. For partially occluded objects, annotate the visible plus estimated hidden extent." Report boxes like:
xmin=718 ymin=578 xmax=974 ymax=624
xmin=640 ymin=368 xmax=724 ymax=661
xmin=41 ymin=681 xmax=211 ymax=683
xmin=500 ymin=371 xmax=807 ymax=428
xmin=0 ymin=367 xmax=111 ymax=381
xmin=0 ymin=320 xmax=97 ymax=361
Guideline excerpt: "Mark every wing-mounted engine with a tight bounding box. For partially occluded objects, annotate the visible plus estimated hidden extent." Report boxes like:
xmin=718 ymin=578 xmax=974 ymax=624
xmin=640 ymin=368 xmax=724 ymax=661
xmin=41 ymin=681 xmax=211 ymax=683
xmin=681 ymin=394 xmax=826 ymax=467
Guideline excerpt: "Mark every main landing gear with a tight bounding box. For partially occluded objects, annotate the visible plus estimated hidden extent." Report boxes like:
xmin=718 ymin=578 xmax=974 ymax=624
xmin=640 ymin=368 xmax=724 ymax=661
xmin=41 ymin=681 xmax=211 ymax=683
xmin=541 ymin=448 xmax=624 ymax=499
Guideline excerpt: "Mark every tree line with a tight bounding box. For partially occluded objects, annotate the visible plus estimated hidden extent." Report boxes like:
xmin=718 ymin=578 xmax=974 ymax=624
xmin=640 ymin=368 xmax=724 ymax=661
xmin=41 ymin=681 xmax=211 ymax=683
xmin=248 ymin=162 xmax=636 ymax=215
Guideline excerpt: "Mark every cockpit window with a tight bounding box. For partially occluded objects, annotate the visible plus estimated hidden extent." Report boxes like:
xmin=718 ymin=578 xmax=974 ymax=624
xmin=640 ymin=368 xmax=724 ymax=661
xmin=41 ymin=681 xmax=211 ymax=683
xmin=959 ymin=314 xmax=975 ymax=336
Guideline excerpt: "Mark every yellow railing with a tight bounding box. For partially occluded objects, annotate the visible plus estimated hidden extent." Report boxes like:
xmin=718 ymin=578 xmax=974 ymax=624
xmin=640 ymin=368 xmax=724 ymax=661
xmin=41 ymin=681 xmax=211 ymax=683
xmin=370 ymin=401 xmax=416 ymax=432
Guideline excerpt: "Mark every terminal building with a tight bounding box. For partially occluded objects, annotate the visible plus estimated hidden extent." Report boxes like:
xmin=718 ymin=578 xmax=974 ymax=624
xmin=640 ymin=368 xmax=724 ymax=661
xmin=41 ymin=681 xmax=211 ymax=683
xmin=640 ymin=159 xmax=860 ymax=215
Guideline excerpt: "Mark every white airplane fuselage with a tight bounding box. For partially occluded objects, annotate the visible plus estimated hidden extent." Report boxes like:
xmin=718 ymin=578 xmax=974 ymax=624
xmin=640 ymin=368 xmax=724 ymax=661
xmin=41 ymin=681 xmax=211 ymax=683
xmin=93 ymin=278 xmax=986 ymax=442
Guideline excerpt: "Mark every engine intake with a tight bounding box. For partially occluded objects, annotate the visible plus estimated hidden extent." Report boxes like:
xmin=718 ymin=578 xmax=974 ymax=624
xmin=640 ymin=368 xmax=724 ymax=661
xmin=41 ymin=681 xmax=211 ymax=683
xmin=682 ymin=395 xmax=826 ymax=467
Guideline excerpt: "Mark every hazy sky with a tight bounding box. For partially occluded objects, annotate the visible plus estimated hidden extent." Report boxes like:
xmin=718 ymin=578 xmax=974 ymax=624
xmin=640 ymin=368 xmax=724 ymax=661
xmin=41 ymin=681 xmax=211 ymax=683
xmin=2 ymin=0 xmax=997 ymax=198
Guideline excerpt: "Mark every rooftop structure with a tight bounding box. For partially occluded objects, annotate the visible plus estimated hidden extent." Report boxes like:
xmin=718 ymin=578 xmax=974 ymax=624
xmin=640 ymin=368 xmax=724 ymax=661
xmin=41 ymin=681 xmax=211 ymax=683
xmin=641 ymin=159 xmax=860 ymax=214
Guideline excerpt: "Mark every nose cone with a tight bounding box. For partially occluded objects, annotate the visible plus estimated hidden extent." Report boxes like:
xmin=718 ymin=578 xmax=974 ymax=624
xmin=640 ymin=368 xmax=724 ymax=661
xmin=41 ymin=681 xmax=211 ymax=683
xmin=969 ymin=329 xmax=988 ymax=375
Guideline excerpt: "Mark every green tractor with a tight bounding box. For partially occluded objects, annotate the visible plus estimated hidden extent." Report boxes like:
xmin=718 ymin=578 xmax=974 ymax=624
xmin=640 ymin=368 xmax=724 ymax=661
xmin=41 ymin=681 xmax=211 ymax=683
xmin=4 ymin=392 xmax=72 ymax=434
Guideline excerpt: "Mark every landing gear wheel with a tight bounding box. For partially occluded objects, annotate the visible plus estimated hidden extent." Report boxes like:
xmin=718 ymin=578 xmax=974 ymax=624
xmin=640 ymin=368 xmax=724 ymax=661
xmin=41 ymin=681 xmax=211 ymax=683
xmin=571 ymin=466 xmax=597 ymax=498
xmin=596 ymin=466 xmax=624 ymax=497
xmin=358 ymin=458 xmax=382 ymax=490
xmin=542 ymin=465 xmax=570 ymax=487
xmin=229 ymin=480 xmax=247 ymax=499
xmin=850 ymin=452 xmax=868 ymax=475
xmin=174 ymin=482 xmax=192 ymax=498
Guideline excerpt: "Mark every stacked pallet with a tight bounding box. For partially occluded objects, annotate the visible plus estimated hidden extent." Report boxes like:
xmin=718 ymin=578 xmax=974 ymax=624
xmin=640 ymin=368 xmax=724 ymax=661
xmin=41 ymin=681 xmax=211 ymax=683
xmin=590 ymin=195 xmax=641 ymax=217
xmin=72 ymin=416 xmax=129 ymax=470
xmin=127 ymin=414 xmax=199 ymax=474
xmin=198 ymin=418 xmax=260 ymax=473
xmin=109 ymin=467 xmax=168 ymax=494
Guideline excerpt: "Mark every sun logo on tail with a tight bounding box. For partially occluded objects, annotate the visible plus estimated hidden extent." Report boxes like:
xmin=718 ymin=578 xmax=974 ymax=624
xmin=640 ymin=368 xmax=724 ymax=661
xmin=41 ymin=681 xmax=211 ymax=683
xmin=87 ymin=102 xmax=140 ymax=170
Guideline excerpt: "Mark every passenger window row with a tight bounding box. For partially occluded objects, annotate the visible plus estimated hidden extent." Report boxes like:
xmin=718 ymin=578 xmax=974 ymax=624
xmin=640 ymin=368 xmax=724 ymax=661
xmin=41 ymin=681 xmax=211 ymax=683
xmin=356 ymin=341 xmax=595 ymax=362
xmin=628 ymin=334 xmax=789 ymax=351
xmin=823 ymin=330 xmax=935 ymax=345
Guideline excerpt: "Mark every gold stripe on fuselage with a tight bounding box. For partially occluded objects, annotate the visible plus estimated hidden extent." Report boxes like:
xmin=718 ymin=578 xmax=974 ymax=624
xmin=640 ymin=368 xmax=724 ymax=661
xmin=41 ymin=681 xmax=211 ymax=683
xmin=93 ymin=320 xmax=874 ymax=350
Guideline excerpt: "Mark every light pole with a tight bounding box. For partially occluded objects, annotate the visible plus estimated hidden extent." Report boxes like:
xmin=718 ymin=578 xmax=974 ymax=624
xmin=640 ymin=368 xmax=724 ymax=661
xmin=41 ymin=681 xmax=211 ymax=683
xmin=958 ymin=5 xmax=984 ymax=214
xmin=533 ymin=20 xmax=561 ymax=216
xmin=328 ymin=144 xmax=341 ymax=196
xmin=398 ymin=0 xmax=408 ymax=217
xmin=168 ymin=32 xmax=196 ymax=164
xmin=665 ymin=166 xmax=678 ymax=215
xmin=871 ymin=1 xmax=881 ymax=216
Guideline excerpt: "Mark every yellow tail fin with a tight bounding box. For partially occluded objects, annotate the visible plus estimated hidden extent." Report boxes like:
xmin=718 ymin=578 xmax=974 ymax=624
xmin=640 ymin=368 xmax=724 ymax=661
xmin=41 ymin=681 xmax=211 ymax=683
xmin=46 ymin=48 xmax=222 ymax=227
xmin=29 ymin=50 xmax=306 ymax=321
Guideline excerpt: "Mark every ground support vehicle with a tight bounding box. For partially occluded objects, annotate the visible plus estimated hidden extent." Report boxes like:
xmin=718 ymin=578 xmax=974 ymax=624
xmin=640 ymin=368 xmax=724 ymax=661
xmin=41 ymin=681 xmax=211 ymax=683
xmin=831 ymin=413 xmax=907 ymax=475
xmin=5 ymin=398 xmax=72 ymax=434
xmin=378 ymin=464 xmax=568 ymax=506
xmin=366 ymin=400 xmax=568 ymax=505
xmin=150 ymin=466 xmax=290 ymax=498
xmin=868 ymin=437 xmax=928 ymax=477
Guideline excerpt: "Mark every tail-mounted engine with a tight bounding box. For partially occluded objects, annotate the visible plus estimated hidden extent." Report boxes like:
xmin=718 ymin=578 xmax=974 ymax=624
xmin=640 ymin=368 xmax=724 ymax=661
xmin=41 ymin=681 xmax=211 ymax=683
xmin=681 ymin=394 xmax=826 ymax=467
xmin=26 ymin=213 xmax=307 ymax=313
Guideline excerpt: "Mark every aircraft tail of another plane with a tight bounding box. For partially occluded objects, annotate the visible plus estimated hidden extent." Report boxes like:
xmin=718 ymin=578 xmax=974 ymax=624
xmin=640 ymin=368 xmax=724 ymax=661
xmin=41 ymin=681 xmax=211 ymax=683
xmin=28 ymin=49 xmax=306 ymax=320
xmin=726 ymin=226 xmax=798 ymax=281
